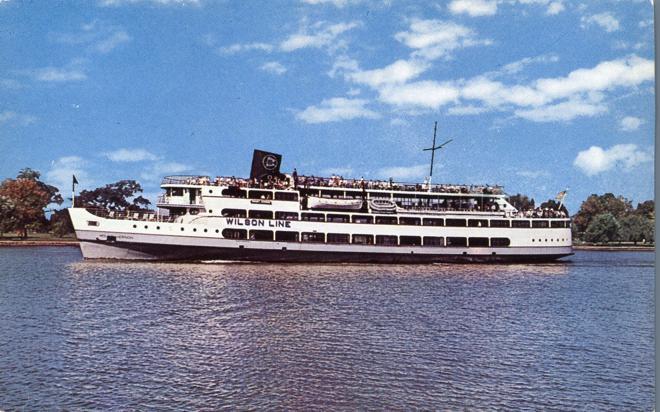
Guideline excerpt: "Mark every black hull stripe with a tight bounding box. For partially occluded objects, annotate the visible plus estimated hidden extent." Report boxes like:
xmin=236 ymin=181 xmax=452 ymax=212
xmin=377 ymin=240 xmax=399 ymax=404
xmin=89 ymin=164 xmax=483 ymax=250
xmin=84 ymin=240 xmax=573 ymax=263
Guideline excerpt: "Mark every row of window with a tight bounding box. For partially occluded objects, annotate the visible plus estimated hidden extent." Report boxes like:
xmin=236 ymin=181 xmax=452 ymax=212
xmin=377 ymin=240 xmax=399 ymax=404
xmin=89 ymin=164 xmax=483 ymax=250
xmin=220 ymin=209 xmax=570 ymax=228
xmin=222 ymin=228 xmax=512 ymax=247
xmin=220 ymin=188 xmax=299 ymax=201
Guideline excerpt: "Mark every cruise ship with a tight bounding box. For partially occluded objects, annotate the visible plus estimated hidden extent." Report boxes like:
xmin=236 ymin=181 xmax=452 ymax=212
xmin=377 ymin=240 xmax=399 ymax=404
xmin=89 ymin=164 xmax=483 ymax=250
xmin=69 ymin=149 xmax=573 ymax=263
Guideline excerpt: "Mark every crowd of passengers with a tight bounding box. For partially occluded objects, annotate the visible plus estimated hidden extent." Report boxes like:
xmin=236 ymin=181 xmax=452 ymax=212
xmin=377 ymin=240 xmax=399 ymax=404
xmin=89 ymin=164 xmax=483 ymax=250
xmin=168 ymin=173 xmax=503 ymax=195
xmin=514 ymin=207 xmax=567 ymax=219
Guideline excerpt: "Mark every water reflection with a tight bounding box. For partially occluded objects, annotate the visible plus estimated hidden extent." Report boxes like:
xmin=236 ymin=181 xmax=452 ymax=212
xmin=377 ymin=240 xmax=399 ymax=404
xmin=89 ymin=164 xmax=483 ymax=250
xmin=0 ymin=249 xmax=653 ymax=410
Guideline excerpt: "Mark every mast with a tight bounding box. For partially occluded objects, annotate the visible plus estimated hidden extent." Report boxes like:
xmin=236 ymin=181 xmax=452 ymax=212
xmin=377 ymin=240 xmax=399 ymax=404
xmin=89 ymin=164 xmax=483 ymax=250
xmin=422 ymin=121 xmax=452 ymax=191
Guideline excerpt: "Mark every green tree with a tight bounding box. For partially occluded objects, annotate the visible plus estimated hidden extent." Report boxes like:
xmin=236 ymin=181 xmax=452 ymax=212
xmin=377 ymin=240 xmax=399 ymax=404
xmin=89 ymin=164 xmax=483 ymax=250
xmin=573 ymin=193 xmax=632 ymax=233
xmin=539 ymin=199 xmax=569 ymax=215
xmin=50 ymin=209 xmax=74 ymax=237
xmin=76 ymin=180 xmax=151 ymax=211
xmin=508 ymin=193 xmax=535 ymax=211
xmin=0 ymin=195 xmax=16 ymax=236
xmin=584 ymin=213 xmax=621 ymax=244
xmin=634 ymin=200 xmax=654 ymax=219
xmin=619 ymin=215 xmax=654 ymax=245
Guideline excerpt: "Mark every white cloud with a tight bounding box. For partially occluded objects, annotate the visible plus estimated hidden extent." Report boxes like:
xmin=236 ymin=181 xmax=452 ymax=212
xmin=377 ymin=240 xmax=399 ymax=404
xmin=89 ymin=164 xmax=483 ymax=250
xmin=321 ymin=167 xmax=354 ymax=176
xmin=545 ymin=1 xmax=564 ymax=15
xmin=32 ymin=66 xmax=87 ymax=82
xmin=328 ymin=55 xmax=360 ymax=78
xmin=447 ymin=105 xmax=490 ymax=115
xmin=218 ymin=42 xmax=273 ymax=54
xmin=516 ymin=170 xmax=550 ymax=178
xmin=46 ymin=156 xmax=90 ymax=192
xmin=280 ymin=21 xmax=360 ymax=52
xmin=378 ymin=81 xmax=459 ymax=109
xmin=104 ymin=148 xmax=159 ymax=162
xmin=581 ymin=12 xmax=620 ymax=32
xmin=619 ymin=116 xmax=644 ymax=131
xmin=260 ymin=61 xmax=287 ymax=75
xmin=100 ymin=0 xmax=200 ymax=6
xmin=448 ymin=0 xmax=498 ymax=17
xmin=296 ymin=97 xmax=379 ymax=123
xmin=95 ymin=30 xmax=131 ymax=53
xmin=497 ymin=53 xmax=559 ymax=76
xmin=0 ymin=111 xmax=37 ymax=126
xmin=376 ymin=164 xmax=428 ymax=180
xmin=301 ymin=0 xmax=358 ymax=6
xmin=140 ymin=161 xmax=190 ymax=182
xmin=394 ymin=19 xmax=489 ymax=60
xmin=532 ymin=55 xmax=653 ymax=101
xmin=574 ymin=144 xmax=652 ymax=176
xmin=514 ymin=97 xmax=607 ymax=122
xmin=350 ymin=59 xmax=429 ymax=88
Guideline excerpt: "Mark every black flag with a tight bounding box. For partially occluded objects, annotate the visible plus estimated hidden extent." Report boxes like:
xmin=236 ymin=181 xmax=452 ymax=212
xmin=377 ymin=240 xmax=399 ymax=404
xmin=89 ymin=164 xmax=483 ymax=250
xmin=250 ymin=149 xmax=282 ymax=180
xmin=72 ymin=174 xmax=79 ymax=190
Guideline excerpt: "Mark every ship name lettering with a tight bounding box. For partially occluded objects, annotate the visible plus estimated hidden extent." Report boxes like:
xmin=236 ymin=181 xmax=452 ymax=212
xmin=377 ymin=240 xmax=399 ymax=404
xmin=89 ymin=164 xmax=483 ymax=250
xmin=226 ymin=218 xmax=290 ymax=228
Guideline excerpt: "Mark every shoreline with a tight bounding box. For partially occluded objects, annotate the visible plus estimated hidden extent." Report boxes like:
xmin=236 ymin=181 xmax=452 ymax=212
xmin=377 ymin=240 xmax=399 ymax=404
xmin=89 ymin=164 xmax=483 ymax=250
xmin=0 ymin=239 xmax=653 ymax=252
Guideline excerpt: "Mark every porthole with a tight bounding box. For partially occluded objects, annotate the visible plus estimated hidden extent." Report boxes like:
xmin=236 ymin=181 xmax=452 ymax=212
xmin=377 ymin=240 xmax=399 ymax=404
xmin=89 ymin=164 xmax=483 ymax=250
xmin=133 ymin=224 xmax=137 ymax=228
xmin=545 ymin=239 xmax=548 ymax=242
xmin=209 ymin=190 xmax=213 ymax=194
xmin=181 ymin=227 xmax=184 ymax=231
xmin=208 ymin=209 xmax=213 ymax=213
xmin=215 ymin=229 xmax=219 ymax=233
xmin=144 ymin=225 xmax=148 ymax=229
xmin=532 ymin=239 xmax=535 ymax=242
xmin=193 ymin=228 xmax=197 ymax=232
xmin=204 ymin=229 xmax=208 ymax=233
xmin=157 ymin=226 xmax=160 ymax=230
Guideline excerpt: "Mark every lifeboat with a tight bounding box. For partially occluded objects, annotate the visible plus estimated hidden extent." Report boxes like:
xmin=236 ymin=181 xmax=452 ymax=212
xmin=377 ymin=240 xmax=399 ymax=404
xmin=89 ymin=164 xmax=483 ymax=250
xmin=369 ymin=199 xmax=397 ymax=213
xmin=307 ymin=196 xmax=363 ymax=211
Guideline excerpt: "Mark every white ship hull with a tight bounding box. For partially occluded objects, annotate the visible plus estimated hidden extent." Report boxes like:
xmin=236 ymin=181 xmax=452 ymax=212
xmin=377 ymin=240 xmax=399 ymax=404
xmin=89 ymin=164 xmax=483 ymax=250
xmin=70 ymin=208 xmax=573 ymax=263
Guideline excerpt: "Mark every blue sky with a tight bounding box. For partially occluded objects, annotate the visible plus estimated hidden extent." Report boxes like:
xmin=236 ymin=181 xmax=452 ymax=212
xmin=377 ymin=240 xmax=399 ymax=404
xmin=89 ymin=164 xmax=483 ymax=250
xmin=0 ymin=0 xmax=654 ymax=213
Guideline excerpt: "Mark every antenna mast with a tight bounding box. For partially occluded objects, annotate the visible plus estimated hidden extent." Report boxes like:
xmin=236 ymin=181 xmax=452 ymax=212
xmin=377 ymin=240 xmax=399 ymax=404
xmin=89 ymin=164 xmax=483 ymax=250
xmin=423 ymin=121 xmax=452 ymax=191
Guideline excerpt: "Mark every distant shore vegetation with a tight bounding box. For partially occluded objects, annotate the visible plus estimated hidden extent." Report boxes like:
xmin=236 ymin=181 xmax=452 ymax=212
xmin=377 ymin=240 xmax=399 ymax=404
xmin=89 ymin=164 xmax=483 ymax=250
xmin=0 ymin=168 xmax=654 ymax=246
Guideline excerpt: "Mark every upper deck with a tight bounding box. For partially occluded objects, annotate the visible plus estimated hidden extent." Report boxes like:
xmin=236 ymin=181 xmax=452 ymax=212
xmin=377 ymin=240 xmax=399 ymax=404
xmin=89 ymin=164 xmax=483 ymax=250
xmin=160 ymin=174 xmax=505 ymax=198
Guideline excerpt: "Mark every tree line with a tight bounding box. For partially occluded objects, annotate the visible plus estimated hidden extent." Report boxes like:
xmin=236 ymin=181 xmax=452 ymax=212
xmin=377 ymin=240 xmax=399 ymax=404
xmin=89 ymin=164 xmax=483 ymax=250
xmin=0 ymin=167 xmax=655 ymax=244
xmin=0 ymin=168 xmax=150 ymax=238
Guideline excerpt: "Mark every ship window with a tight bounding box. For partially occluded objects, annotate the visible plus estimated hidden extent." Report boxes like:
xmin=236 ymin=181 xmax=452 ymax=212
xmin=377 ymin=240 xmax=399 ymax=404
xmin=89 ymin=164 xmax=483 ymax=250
xmin=249 ymin=230 xmax=273 ymax=241
xmin=208 ymin=210 xmax=212 ymax=214
xmin=249 ymin=210 xmax=273 ymax=219
xmin=490 ymin=219 xmax=510 ymax=228
xmin=468 ymin=219 xmax=489 ymax=227
xmin=221 ymin=187 xmax=247 ymax=198
xmin=376 ymin=235 xmax=398 ymax=246
xmin=275 ymin=211 xmax=299 ymax=220
xmin=302 ymin=232 xmax=325 ymax=243
xmin=532 ymin=220 xmax=549 ymax=228
xmin=400 ymin=217 xmax=421 ymax=226
xmin=512 ymin=220 xmax=531 ymax=228
xmin=327 ymin=233 xmax=350 ymax=244
xmin=222 ymin=209 xmax=246 ymax=218
xmin=275 ymin=231 xmax=298 ymax=242
xmin=215 ymin=229 xmax=219 ymax=233
xmin=157 ymin=226 xmax=160 ymax=230
xmin=344 ymin=191 xmax=362 ymax=199
xmin=327 ymin=214 xmax=350 ymax=223
xmin=87 ymin=220 xmax=99 ymax=226
xmin=423 ymin=218 xmax=444 ymax=226
xmin=423 ymin=236 xmax=444 ymax=247
xmin=301 ymin=213 xmax=325 ymax=222
xmin=275 ymin=192 xmax=298 ymax=201
xmin=446 ymin=237 xmax=467 ymax=247
xmin=375 ymin=216 xmax=398 ymax=225
xmin=193 ymin=228 xmax=197 ymax=232
xmin=171 ymin=188 xmax=184 ymax=197
xmin=133 ymin=224 xmax=137 ymax=228
xmin=469 ymin=237 xmax=489 ymax=247
xmin=352 ymin=234 xmax=374 ymax=245
xmin=400 ymin=236 xmax=421 ymax=246
xmin=352 ymin=215 xmax=373 ymax=224
xmin=144 ymin=225 xmax=148 ymax=229
xmin=248 ymin=190 xmax=273 ymax=200
xmin=551 ymin=220 xmax=565 ymax=228
xmin=446 ymin=219 xmax=467 ymax=227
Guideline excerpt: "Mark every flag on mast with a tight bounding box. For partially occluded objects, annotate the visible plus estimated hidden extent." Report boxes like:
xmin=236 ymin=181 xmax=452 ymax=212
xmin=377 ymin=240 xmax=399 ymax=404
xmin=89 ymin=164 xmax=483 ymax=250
xmin=72 ymin=175 xmax=79 ymax=208
xmin=555 ymin=190 xmax=567 ymax=202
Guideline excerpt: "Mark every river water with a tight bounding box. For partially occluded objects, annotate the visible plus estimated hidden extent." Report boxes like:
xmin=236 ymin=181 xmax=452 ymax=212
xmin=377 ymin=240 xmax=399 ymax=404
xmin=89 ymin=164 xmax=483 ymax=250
xmin=0 ymin=247 xmax=654 ymax=410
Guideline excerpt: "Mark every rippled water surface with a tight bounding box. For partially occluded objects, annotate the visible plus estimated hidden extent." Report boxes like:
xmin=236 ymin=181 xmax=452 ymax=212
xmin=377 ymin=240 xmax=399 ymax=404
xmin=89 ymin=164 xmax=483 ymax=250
xmin=0 ymin=247 xmax=654 ymax=410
